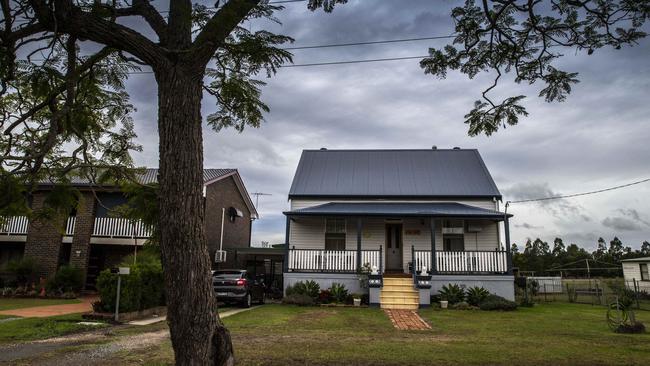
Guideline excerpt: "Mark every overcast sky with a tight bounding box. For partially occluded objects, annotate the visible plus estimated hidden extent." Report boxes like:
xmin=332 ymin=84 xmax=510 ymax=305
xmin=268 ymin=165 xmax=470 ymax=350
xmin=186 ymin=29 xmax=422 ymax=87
xmin=124 ymin=0 xmax=650 ymax=250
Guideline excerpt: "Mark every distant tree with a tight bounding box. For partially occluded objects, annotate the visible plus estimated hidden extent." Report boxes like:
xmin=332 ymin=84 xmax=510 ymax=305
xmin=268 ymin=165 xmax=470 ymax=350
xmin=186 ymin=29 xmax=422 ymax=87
xmin=642 ymin=241 xmax=650 ymax=256
xmin=609 ymin=237 xmax=625 ymax=262
xmin=552 ymin=237 xmax=566 ymax=257
xmin=594 ymin=237 xmax=608 ymax=260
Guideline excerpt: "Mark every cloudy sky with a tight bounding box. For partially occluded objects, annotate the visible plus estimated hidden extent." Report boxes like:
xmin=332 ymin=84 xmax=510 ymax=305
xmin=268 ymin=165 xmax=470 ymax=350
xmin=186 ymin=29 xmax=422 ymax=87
xmin=124 ymin=0 xmax=650 ymax=250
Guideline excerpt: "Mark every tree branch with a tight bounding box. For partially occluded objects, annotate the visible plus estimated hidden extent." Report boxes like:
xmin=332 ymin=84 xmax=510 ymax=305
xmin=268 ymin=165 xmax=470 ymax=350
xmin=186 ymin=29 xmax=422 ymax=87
xmin=28 ymin=0 xmax=165 ymax=67
xmin=191 ymin=0 xmax=261 ymax=69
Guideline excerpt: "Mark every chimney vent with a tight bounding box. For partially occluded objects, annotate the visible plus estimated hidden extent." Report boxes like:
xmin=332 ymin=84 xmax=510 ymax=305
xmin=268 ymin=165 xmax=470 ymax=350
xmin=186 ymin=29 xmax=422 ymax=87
xmin=431 ymin=145 xmax=437 ymax=150
xmin=453 ymin=147 xmax=461 ymax=150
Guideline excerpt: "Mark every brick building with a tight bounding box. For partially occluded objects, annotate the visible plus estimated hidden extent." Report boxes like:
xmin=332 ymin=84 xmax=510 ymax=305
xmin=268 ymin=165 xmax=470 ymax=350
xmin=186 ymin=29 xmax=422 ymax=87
xmin=0 ymin=169 xmax=258 ymax=289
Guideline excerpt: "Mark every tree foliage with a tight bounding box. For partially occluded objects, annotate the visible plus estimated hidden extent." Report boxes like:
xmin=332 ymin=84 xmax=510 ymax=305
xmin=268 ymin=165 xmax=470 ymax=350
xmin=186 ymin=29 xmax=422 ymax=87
xmin=421 ymin=0 xmax=649 ymax=135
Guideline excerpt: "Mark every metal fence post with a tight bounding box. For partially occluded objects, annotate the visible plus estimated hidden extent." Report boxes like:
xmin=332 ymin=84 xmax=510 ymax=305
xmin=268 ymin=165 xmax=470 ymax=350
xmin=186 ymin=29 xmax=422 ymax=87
xmin=115 ymin=274 xmax=121 ymax=322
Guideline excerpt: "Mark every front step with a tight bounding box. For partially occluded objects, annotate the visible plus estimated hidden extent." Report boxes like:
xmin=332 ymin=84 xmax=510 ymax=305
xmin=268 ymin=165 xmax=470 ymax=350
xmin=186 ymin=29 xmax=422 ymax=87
xmin=380 ymin=276 xmax=419 ymax=310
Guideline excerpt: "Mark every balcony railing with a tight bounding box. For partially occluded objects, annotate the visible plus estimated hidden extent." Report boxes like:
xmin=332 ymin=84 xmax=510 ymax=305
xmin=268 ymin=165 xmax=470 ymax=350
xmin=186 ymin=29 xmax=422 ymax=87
xmin=413 ymin=250 xmax=509 ymax=275
xmin=0 ymin=216 xmax=29 ymax=235
xmin=288 ymin=249 xmax=382 ymax=273
xmin=93 ymin=217 xmax=152 ymax=238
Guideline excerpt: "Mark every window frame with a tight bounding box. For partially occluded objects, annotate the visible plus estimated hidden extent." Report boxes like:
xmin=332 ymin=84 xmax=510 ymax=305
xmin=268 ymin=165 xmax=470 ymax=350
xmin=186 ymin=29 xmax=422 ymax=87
xmin=640 ymin=263 xmax=649 ymax=281
xmin=324 ymin=218 xmax=346 ymax=251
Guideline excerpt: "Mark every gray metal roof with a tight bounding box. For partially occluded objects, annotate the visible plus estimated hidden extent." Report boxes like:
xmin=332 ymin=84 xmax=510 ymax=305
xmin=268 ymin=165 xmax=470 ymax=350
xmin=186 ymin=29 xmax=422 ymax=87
xmin=288 ymin=149 xmax=501 ymax=199
xmin=284 ymin=202 xmax=510 ymax=219
xmin=43 ymin=168 xmax=236 ymax=186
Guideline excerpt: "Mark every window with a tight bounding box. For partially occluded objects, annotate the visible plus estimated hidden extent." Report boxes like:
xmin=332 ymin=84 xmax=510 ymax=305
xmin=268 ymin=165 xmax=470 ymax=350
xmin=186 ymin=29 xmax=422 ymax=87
xmin=443 ymin=236 xmax=465 ymax=251
xmin=325 ymin=218 xmax=346 ymax=251
xmin=641 ymin=263 xmax=649 ymax=281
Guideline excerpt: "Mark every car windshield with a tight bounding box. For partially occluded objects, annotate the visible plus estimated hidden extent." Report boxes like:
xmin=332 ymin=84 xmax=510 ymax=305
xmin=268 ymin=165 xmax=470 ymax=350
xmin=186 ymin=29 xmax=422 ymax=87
xmin=213 ymin=271 xmax=243 ymax=280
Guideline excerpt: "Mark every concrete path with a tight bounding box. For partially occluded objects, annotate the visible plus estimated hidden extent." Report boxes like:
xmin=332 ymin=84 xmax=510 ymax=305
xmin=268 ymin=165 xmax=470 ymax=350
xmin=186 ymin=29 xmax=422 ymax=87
xmin=127 ymin=306 xmax=254 ymax=326
xmin=0 ymin=296 xmax=97 ymax=318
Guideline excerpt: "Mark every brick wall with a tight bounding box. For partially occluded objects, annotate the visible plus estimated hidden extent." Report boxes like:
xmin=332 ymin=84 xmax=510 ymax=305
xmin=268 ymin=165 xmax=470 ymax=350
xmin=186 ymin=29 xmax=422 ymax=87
xmin=204 ymin=176 xmax=253 ymax=266
xmin=69 ymin=192 xmax=96 ymax=287
xmin=23 ymin=192 xmax=65 ymax=278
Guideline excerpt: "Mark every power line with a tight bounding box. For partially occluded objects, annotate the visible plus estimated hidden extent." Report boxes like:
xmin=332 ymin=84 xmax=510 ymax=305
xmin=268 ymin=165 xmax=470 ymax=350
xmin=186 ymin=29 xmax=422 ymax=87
xmin=109 ymin=54 xmax=430 ymax=75
xmin=507 ymin=177 xmax=650 ymax=205
xmin=284 ymin=35 xmax=455 ymax=50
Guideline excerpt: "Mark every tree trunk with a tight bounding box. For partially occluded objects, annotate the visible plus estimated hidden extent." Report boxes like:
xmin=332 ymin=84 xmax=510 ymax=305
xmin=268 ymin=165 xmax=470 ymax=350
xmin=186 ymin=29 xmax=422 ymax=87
xmin=156 ymin=66 xmax=234 ymax=366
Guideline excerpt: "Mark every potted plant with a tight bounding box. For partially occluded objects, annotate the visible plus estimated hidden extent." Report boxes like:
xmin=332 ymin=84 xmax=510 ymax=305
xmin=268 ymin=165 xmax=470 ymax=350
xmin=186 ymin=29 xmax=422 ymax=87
xmin=353 ymin=294 xmax=362 ymax=307
xmin=440 ymin=295 xmax=449 ymax=309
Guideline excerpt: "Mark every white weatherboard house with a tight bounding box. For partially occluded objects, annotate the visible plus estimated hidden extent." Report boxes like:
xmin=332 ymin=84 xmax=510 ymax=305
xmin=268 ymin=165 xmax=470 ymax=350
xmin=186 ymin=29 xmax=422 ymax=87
xmin=282 ymin=148 xmax=515 ymax=309
xmin=621 ymin=257 xmax=650 ymax=292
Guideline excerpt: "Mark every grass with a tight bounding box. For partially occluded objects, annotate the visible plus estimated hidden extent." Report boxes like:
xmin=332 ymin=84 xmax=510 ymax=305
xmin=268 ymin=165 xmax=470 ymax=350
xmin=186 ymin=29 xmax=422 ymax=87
xmin=65 ymin=303 xmax=650 ymax=365
xmin=0 ymin=298 xmax=81 ymax=311
xmin=0 ymin=313 xmax=107 ymax=344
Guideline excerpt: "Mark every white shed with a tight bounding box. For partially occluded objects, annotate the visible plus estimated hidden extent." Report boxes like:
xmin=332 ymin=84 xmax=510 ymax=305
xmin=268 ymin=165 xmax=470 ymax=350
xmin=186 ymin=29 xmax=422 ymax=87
xmin=621 ymin=257 xmax=650 ymax=292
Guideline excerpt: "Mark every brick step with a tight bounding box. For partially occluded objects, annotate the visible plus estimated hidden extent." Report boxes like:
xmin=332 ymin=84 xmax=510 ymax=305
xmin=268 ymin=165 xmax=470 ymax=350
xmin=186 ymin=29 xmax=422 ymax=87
xmin=380 ymin=293 xmax=419 ymax=300
xmin=381 ymin=285 xmax=416 ymax=292
xmin=381 ymin=303 xmax=419 ymax=310
xmin=380 ymin=297 xmax=419 ymax=305
xmin=382 ymin=278 xmax=413 ymax=285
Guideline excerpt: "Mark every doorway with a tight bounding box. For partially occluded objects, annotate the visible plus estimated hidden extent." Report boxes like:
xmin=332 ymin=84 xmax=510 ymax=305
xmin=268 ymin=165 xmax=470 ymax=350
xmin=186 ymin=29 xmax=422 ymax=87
xmin=385 ymin=224 xmax=403 ymax=271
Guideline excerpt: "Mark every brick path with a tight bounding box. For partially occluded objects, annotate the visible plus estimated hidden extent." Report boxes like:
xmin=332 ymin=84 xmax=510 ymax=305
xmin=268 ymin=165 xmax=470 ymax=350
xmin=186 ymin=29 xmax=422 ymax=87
xmin=384 ymin=309 xmax=431 ymax=330
xmin=0 ymin=296 xmax=97 ymax=318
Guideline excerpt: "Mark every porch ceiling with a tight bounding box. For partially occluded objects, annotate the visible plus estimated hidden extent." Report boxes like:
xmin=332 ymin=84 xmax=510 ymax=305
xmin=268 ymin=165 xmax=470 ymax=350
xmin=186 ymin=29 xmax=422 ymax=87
xmin=283 ymin=202 xmax=511 ymax=220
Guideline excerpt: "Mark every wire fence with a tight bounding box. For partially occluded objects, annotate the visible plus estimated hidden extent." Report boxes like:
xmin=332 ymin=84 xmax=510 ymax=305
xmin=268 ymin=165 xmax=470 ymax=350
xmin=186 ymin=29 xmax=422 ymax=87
xmin=516 ymin=277 xmax=650 ymax=311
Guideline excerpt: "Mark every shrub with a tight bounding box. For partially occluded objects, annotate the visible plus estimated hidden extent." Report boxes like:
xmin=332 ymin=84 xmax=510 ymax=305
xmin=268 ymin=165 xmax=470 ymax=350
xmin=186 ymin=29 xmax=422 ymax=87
xmin=95 ymin=258 xmax=164 ymax=313
xmin=46 ymin=265 xmax=83 ymax=294
xmin=330 ymin=282 xmax=348 ymax=304
xmin=479 ymin=294 xmax=517 ymax=311
xmin=451 ymin=301 xmax=477 ymax=310
xmin=6 ymin=258 xmax=38 ymax=286
xmin=282 ymin=294 xmax=314 ymax=306
xmin=439 ymin=284 xmax=465 ymax=304
xmin=318 ymin=289 xmax=333 ymax=304
xmin=285 ymin=280 xmax=320 ymax=301
xmin=466 ymin=286 xmax=489 ymax=306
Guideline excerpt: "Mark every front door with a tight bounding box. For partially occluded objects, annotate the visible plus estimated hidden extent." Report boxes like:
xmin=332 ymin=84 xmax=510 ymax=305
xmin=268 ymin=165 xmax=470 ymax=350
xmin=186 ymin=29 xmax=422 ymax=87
xmin=385 ymin=224 xmax=403 ymax=271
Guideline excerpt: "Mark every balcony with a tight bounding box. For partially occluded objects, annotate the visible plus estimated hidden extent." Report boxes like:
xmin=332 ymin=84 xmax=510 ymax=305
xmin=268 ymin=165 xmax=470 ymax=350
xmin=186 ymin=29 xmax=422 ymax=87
xmin=92 ymin=217 xmax=152 ymax=238
xmin=0 ymin=216 xmax=29 ymax=235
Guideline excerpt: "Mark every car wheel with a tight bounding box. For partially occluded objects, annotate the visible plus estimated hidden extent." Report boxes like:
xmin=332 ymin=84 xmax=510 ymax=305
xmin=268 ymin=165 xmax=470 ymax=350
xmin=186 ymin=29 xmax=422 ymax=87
xmin=259 ymin=292 xmax=265 ymax=305
xmin=242 ymin=293 xmax=251 ymax=308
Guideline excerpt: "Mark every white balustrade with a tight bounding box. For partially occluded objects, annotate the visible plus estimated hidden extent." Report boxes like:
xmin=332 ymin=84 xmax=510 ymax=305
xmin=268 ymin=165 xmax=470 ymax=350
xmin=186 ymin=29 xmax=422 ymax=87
xmin=414 ymin=250 xmax=508 ymax=274
xmin=288 ymin=249 xmax=381 ymax=272
xmin=0 ymin=216 xmax=29 ymax=235
xmin=92 ymin=217 xmax=152 ymax=238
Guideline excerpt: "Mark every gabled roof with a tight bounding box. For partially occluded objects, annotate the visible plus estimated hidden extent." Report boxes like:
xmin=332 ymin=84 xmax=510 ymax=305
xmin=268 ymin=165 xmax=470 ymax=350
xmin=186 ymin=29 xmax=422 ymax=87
xmin=288 ymin=149 xmax=501 ymax=199
xmin=284 ymin=202 xmax=510 ymax=220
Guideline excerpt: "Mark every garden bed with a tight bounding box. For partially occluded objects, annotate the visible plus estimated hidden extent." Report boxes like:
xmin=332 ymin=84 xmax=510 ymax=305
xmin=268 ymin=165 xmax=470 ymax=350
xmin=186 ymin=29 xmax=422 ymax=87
xmin=82 ymin=305 xmax=167 ymax=323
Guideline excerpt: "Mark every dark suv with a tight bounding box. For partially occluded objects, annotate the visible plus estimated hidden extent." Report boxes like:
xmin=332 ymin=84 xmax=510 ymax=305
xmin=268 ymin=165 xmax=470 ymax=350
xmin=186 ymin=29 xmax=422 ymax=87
xmin=213 ymin=270 xmax=265 ymax=308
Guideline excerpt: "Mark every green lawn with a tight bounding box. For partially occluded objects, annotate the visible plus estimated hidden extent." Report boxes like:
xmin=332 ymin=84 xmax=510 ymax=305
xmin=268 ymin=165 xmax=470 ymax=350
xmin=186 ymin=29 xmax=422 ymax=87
xmin=108 ymin=303 xmax=650 ymax=366
xmin=0 ymin=313 xmax=107 ymax=344
xmin=0 ymin=298 xmax=81 ymax=311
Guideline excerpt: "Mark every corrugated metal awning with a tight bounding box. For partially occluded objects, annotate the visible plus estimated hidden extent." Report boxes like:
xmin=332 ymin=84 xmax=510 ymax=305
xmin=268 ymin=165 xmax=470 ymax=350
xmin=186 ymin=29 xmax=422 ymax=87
xmin=284 ymin=202 xmax=511 ymax=220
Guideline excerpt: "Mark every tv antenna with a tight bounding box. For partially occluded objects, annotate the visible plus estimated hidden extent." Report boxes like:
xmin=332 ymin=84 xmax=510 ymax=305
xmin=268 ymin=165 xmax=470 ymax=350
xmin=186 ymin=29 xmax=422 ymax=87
xmin=251 ymin=192 xmax=272 ymax=208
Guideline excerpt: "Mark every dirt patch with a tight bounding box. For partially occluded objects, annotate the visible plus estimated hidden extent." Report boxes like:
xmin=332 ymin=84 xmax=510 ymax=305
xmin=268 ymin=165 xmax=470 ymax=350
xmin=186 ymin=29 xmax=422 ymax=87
xmin=293 ymin=309 xmax=336 ymax=323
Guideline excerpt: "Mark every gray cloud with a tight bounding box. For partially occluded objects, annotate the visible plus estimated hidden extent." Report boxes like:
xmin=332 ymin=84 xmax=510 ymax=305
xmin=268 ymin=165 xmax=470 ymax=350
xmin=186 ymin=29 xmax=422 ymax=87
xmin=602 ymin=216 xmax=644 ymax=231
xmin=515 ymin=222 xmax=544 ymax=230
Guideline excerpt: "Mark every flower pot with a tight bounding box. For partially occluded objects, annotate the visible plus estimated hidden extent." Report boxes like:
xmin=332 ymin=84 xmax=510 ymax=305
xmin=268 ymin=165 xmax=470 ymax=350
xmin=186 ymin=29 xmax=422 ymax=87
xmin=440 ymin=300 xmax=448 ymax=309
xmin=353 ymin=298 xmax=361 ymax=307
